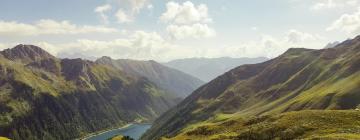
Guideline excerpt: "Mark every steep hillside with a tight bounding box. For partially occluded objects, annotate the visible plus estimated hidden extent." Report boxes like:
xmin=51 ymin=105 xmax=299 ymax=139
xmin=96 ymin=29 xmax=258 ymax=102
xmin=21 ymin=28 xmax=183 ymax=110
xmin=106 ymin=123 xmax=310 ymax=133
xmin=164 ymin=57 xmax=268 ymax=82
xmin=142 ymin=36 xmax=360 ymax=140
xmin=96 ymin=57 xmax=204 ymax=98
xmin=0 ymin=45 xmax=178 ymax=140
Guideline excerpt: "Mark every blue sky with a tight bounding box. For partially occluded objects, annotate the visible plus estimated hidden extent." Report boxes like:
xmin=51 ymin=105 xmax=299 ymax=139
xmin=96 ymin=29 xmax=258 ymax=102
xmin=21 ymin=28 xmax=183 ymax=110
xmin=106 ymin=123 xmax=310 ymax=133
xmin=0 ymin=0 xmax=359 ymax=61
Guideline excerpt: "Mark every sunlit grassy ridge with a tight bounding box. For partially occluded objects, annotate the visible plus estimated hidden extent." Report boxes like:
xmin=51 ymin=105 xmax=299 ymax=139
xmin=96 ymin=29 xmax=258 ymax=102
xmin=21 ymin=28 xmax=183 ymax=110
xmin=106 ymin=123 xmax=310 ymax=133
xmin=168 ymin=110 xmax=360 ymax=140
xmin=142 ymin=36 xmax=360 ymax=140
xmin=0 ymin=137 xmax=10 ymax=140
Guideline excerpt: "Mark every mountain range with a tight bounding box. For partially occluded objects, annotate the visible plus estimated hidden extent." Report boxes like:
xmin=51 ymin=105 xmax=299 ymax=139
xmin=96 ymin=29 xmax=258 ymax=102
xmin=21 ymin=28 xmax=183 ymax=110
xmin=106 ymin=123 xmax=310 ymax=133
xmin=0 ymin=45 xmax=199 ymax=140
xmin=164 ymin=57 xmax=268 ymax=82
xmin=142 ymin=36 xmax=360 ymax=140
xmin=96 ymin=57 xmax=204 ymax=98
xmin=1 ymin=35 xmax=360 ymax=140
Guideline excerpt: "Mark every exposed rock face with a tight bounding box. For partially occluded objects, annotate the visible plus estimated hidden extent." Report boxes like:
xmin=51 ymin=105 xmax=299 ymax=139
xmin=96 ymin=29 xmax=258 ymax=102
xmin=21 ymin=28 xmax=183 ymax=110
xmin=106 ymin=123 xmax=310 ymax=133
xmin=1 ymin=44 xmax=55 ymax=63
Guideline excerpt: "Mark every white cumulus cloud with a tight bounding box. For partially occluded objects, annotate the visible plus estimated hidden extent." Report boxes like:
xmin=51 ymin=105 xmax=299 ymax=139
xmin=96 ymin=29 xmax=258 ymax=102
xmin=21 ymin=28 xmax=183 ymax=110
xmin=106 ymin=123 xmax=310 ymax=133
xmin=31 ymin=31 xmax=172 ymax=61
xmin=95 ymin=4 xmax=112 ymax=24
xmin=166 ymin=23 xmax=216 ymax=39
xmin=286 ymin=29 xmax=323 ymax=43
xmin=15 ymin=29 xmax=321 ymax=61
xmin=116 ymin=10 xmax=133 ymax=23
xmin=160 ymin=1 xmax=212 ymax=24
xmin=327 ymin=7 xmax=360 ymax=35
xmin=311 ymin=0 xmax=359 ymax=10
xmin=98 ymin=0 xmax=150 ymax=24
xmin=160 ymin=1 xmax=216 ymax=40
xmin=129 ymin=0 xmax=149 ymax=13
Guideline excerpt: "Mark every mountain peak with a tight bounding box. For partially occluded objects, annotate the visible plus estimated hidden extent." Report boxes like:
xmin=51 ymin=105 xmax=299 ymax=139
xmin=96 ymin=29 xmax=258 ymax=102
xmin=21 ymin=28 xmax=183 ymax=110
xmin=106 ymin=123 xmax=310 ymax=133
xmin=1 ymin=44 xmax=55 ymax=63
xmin=95 ymin=56 xmax=115 ymax=66
xmin=98 ymin=56 xmax=112 ymax=61
xmin=283 ymin=48 xmax=313 ymax=56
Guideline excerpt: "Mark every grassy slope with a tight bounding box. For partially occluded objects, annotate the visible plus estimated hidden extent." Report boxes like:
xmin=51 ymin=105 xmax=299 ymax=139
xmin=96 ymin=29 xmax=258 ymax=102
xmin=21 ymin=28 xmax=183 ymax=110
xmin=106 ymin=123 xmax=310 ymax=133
xmin=142 ymin=36 xmax=360 ymax=140
xmin=168 ymin=110 xmax=360 ymax=140
xmin=110 ymin=135 xmax=124 ymax=140
xmin=0 ymin=137 xmax=10 ymax=140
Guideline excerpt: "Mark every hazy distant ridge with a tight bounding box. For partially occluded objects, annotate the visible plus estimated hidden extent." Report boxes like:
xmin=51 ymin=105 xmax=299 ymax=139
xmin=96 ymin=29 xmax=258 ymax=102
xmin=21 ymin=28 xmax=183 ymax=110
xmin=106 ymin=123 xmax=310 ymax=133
xmin=164 ymin=57 xmax=268 ymax=82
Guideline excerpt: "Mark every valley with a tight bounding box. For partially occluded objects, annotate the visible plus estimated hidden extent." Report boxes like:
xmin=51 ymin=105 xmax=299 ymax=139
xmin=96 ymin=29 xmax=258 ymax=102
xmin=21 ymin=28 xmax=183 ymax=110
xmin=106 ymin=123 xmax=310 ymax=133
xmin=84 ymin=123 xmax=151 ymax=140
xmin=0 ymin=45 xmax=198 ymax=140
xmin=142 ymin=36 xmax=360 ymax=140
xmin=2 ymin=1 xmax=360 ymax=140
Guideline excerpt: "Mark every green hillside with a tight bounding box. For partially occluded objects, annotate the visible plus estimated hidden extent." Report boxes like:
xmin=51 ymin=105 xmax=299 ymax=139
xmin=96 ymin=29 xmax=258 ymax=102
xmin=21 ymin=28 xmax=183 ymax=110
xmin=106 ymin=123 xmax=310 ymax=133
xmin=142 ymin=36 xmax=360 ymax=140
xmin=167 ymin=110 xmax=360 ymax=140
xmin=0 ymin=45 xmax=178 ymax=140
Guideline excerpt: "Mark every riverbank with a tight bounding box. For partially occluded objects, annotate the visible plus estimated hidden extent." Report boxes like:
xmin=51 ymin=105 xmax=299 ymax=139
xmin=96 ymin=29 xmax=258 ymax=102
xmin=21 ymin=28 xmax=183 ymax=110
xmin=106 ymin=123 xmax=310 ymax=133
xmin=78 ymin=123 xmax=152 ymax=140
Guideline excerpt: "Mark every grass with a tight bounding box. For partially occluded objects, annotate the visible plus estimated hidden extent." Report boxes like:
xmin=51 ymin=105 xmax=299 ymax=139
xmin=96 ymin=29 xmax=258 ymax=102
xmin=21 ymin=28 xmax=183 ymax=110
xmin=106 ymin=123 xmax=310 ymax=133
xmin=0 ymin=137 xmax=10 ymax=140
xmin=109 ymin=135 xmax=124 ymax=140
xmin=143 ymin=39 xmax=360 ymax=140
xmin=167 ymin=110 xmax=360 ymax=140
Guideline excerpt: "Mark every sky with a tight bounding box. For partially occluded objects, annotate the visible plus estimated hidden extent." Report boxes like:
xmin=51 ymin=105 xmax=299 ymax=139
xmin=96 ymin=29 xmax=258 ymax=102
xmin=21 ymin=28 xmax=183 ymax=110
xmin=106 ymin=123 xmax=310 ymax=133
xmin=0 ymin=0 xmax=360 ymax=62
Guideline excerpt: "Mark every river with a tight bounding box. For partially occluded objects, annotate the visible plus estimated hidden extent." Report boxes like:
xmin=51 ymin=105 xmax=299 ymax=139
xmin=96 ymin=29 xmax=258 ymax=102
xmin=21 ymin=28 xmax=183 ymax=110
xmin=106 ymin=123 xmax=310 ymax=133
xmin=85 ymin=124 xmax=151 ymax=140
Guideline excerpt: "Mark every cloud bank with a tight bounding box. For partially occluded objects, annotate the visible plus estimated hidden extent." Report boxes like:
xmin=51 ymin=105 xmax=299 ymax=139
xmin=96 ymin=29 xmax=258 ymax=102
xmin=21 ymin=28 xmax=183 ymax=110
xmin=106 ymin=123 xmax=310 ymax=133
xmin=0 ymin=19 xmax=118 ymax=36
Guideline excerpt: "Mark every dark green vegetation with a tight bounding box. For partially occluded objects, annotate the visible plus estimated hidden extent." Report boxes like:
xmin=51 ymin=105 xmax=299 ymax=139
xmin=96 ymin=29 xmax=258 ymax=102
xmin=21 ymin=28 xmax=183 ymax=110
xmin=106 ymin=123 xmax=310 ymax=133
xmin=109 ymin=135 xmax=134 ymax=140
xmin=96 ymin=57 xmax=204 ymax=98
xmin=164 ymin=57 xmax=268 ymax=82
xmin=142 ymin=36 xmax=360 ymax=140
xmin=0 ymin=45 xmax=178 ymax=140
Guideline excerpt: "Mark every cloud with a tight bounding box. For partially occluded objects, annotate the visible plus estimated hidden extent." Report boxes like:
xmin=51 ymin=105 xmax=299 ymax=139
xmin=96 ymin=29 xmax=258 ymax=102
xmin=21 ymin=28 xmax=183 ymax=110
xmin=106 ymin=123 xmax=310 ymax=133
xmin=6 ymin=29 xmax=321 ymax=62
xmin=0 ymin=19 xmax=118 ymax=36
xmin=0 ymin=43 xmax=8 ymax=51
xmin=160 ymin=1 xmax=216 ymax=40
xmin=166 ymin=23 xmax=216 ymax=39
xmin=147 ymin=4 xmax=154 ymax=10
xmin=95 ymin=4 xmax=112 ymax=24
xmin=327 ymin=7 xmax=360 ymax=35
xmin=32 ymin=31 xmax=173 ymax=61
xmin=129 ymin=0 xmax=149 ymax=13
xmin=216 ymin=30 xmax=325 ymax=58
xmin=286 ymin=29 xmax=323 ymax=43
xmin=98 ymin=0 xmax=150 ymax=24
xmin=311 ymin=0 xmax=359 ymax=10
xmin=160 ymin=1 xmax=212 ymax=24
xmin=115 ymin=10 xmax=133 ymax=23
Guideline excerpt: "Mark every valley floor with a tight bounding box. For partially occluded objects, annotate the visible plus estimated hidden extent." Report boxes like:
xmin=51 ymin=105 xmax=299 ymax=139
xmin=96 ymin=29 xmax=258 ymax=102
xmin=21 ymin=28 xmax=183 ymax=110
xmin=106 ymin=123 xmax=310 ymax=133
xmin=163 ymin=110 xmax=360 ymax=140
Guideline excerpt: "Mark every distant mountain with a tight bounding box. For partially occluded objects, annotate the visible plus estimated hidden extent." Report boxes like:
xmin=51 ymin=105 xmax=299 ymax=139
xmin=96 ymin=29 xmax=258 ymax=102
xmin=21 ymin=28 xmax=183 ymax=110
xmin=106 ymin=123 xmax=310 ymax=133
xmin=96 ymin=57 xmax=204 ymax=98
xmin=142 ymin=36 xmax=360 ymax=140
xmin=324 ymin=41 xmax=340 ymax=49
xmin=0 ymin=45 xmax=178 ymax=140
xmin=164 ymin=57 xmax=268 ymax=82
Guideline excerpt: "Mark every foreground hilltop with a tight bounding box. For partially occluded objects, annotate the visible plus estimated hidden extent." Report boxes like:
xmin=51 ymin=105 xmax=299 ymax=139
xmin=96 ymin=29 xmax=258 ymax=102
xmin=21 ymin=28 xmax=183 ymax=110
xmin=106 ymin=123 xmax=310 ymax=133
xmin=0 ymin=44 xmax=178 ymax=140
xmin=167 ymin=110 xmax=360 ymax=139
xmin=142 ymin=36 xmax=360 ymax=140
